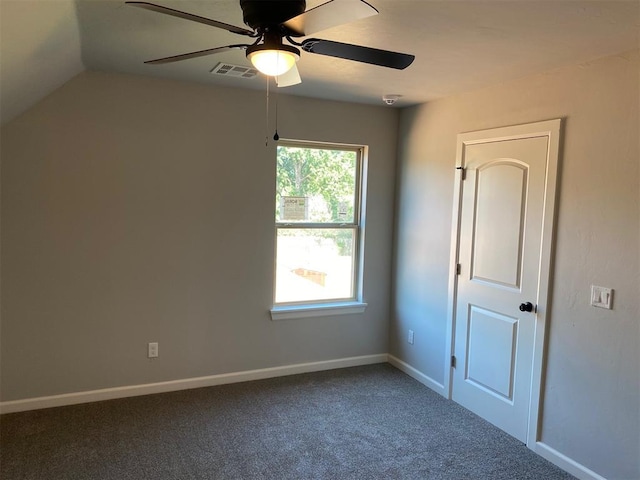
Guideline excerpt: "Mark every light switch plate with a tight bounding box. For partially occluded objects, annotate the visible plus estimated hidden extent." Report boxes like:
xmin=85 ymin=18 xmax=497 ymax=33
xmin=591 ymin=285 xmax=613 ymax=309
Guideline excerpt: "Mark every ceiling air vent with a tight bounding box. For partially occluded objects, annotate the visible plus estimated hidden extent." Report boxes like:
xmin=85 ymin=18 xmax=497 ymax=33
xmin=210 ymin=62 xmax=259 ymax=79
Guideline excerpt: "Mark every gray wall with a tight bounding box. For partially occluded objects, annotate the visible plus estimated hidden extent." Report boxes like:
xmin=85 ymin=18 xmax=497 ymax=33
xmin=392 ymin=50 xmax=639 ymax=479
xmin=1 ymin=71 xmax=399 ymax=401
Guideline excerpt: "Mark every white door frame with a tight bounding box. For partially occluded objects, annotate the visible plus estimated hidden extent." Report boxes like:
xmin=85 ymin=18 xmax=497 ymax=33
xmin=444 ymin=119 xmax=562 ymax=448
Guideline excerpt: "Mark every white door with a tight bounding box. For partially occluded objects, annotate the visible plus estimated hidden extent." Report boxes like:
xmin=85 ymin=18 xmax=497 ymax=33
xmin=451 ymin=121 xmax=560 ymax=443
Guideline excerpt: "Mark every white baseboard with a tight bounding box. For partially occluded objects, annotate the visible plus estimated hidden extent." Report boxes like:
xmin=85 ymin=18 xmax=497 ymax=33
xmin=534 ymin=441 xmax=608 ymax=480
xmin=0 ymin=354 xmax=388 ymax=414
xmin=387 ymin=355 xmax=446 ymax=397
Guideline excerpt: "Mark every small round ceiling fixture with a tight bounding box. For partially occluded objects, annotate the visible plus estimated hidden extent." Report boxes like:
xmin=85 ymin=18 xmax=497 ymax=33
xmin=382 ymin=94 xmax=401 ymax=105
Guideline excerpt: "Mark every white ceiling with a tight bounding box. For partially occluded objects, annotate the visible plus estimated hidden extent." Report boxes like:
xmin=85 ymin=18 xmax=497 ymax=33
xmin=1 ymin=0 xmax=639 ymax=124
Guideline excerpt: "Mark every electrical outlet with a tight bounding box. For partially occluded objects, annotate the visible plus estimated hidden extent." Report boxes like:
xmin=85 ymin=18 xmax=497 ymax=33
xmin=148 ymin=342 xmax=159 ymax=358
xmin=408 ymin=330 xmax=414 ymax=345
xmin=591 ymin=286 xmax=613 ymax=309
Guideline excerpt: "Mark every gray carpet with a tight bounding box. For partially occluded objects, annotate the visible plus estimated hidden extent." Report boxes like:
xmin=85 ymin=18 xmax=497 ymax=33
xmin=1 ymin=364 xmax=574 ymax=479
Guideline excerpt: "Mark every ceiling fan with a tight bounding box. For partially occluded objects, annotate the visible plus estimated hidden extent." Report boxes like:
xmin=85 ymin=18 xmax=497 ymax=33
xmin=126 ymin=0 xmax=415 ymax=87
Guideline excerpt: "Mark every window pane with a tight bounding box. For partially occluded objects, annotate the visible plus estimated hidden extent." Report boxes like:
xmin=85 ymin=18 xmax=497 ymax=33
xmin=275 ymin=228 xmax=355 ymax=303
xmin=276 ymin=146 xmax=357 ymax=224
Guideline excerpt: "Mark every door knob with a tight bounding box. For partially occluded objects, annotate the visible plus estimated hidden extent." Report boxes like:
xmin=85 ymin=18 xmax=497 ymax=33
xmin=519 ymin=302 xmax=534 ymax=312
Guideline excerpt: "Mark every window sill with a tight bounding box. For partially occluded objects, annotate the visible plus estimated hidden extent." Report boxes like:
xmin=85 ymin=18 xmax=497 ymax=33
xmin=270 ymin=302 xmax=368 ymax=321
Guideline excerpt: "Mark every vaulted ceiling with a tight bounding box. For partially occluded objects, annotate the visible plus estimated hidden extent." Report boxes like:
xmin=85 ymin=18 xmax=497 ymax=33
xmin=1 ymin=0 xmax=638 ymax=125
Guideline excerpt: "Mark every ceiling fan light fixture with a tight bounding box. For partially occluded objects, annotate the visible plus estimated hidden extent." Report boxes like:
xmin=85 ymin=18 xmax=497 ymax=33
xmin=247 ymin=44 xmax=300 ymax=76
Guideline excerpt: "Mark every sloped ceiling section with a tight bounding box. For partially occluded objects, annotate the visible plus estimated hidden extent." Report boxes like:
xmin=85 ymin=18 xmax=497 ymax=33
xmin=0 ymin=0 xmax=84 ymax=125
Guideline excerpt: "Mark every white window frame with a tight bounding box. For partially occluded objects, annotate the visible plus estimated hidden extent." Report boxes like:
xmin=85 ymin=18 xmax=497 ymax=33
xmin=270 ymin=140 xmax=368 ymax=320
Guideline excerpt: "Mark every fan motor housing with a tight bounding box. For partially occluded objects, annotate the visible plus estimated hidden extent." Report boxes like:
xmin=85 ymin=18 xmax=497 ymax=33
xmin=240 ymin=0 xmax=306 ymax=30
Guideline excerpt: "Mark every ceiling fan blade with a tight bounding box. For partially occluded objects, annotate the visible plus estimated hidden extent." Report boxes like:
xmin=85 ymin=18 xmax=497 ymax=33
xmin=144 ymin=45 xmax=249 ymax=65
xmin=301 ymin=38 xmax=414 ymax=70
xmin=276 ymin=64 xmax=302 ymax=88
xmin=283 ymin=0 xmax=377 ymax=37
xmin=126 ymin=2 xmax=256 ymax=37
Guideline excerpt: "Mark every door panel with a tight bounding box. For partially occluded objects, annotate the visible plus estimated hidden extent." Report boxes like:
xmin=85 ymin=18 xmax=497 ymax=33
xmin=453 ymin=135 xmax=548 ymax=442
xmin=466 ymin=305 xmax=518 ymax=401
xmin=472 ymin=161 xmax=527 ymax=289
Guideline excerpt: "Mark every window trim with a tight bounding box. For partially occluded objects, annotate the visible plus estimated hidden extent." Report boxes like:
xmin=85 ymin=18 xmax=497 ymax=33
xmin=272 ymin=140 xmax=367 ymax=316
xmin=270 ymin=301 xmax=368 ymax=321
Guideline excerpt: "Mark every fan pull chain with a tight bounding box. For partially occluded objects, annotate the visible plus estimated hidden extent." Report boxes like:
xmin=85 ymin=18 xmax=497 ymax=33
xmin=273 ymin=81 xmax=279 ymax=141
xmin=265 ymin=76 xmax=270 ymax=146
